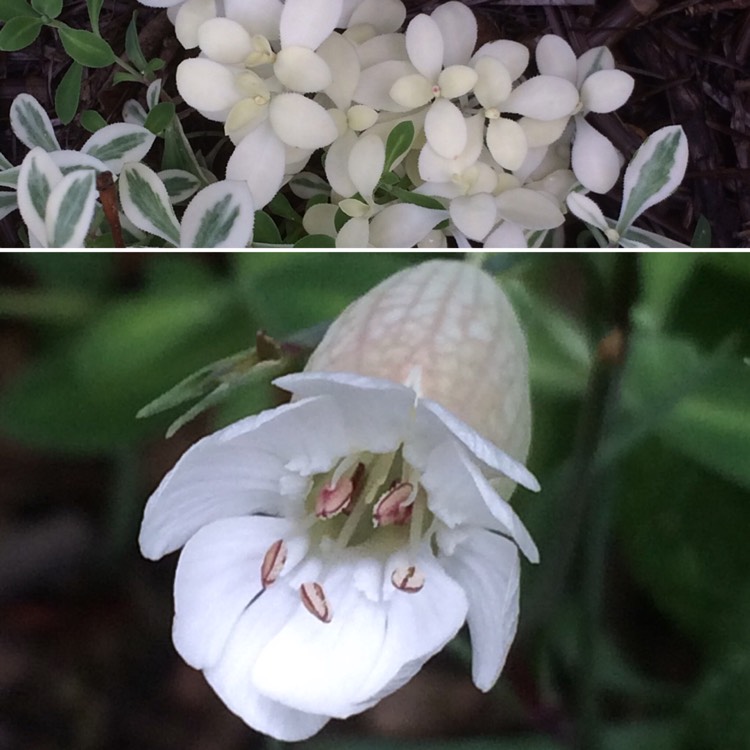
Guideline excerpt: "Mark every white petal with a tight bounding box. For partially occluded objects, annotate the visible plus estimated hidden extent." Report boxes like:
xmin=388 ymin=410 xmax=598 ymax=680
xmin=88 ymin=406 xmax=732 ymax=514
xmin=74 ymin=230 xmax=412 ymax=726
xmin=449 ymin=193 xmax=497 ymax=241
xmin=269 ymin=94 xmax=338 ymax=149
xmin=389 ymin=74 xmax=433 ymax=109
xmin=407 ymin=397 xmax=541 ymax=492
xmin=176 ymin=58 xmax=240 ymax=113
xmin=138 ymin=397 xmax=351 ymax=559
xmin=437 ymin=64 xmax=477 ymax=99
xmin=421 ymin=441 xmax=538 ymax=561
xmin=431 ymin=0 xmax=477 ymax=66
xmin=174 ymin=0 xmax=217 ymax=49
xmin=350 ymin=549 xmax=469 ymax=706
xmin=535 ymin=34 xmax=577 ymax=82
xmin=225 ymin=120 xmax=285 ymax=208
xmin=205 ymin=584 xmax=330 ymax=740
xmin=274 ymin=372 xmax=414 ymax=453
xmin=356 ymin=32 xmax=408 ymax=68
xmin=274 ymin=46 xmax=332 ymax=93
xmin=198 ymin=17 xmax=252 ymax=63
xmin=336 ymin=216 xmax=371 ymax=247
xmin=495 ymin=187 xmax=565 ymax=230
xmin=406 ymin=14 xmax=443 ymax=81
xmin=472 ymin=56 xmax=511 ymax=108
xmin=519 ymin=115 xmax=569 ymax=148
xmin=173 ymin=515 xmax=296 ymax=668
xmin=349 ymin=133 xmax=385 ymax=199
xmin=580 ymin=69 xmax=634 ymax=113
xmin=303 ymin=202 xmax=338 ymax=237
xmin=576 ymin=46 xmax=615 ymax=88
xmin=353 ymin=60 xmax=418 ymax=112
xmin=425 ymin=98 xmax=466 ymax=159
xmin=224 ymin=0 xmax=283 ymax=40
xmin=483 ymin=220 xmax=527 ymax=248
xmin=571 ymin=116 xmax=622 ymax=193
xmin=504 ymin=75 xmax=580 ymax=120
xmin=348 ymin=0 xmax=406 ymax=34
xmin=348 ymin=104 xmax=378 ymax=131
xmin=369 ymin=202 xmax=448 ymax=247
xmin=280 ymin=0 xmax=342 ymax=50
xmin=438 ymin=527 xmax=521 ymax=691
xmin=317 ymin=32 xmax=360 ymax=109
xmin=472 ymin=40 xmax=529 ymax=81
xmin=324 ymin=129 xmax=358 ymax=196
xmin=486 ymin=117 xmax=527 ymax=171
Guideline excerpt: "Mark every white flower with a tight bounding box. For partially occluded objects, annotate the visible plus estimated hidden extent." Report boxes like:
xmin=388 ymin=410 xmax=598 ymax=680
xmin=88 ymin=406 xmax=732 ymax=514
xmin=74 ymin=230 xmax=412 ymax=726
xmin=140 ymin=260 xmax=539 ymax=740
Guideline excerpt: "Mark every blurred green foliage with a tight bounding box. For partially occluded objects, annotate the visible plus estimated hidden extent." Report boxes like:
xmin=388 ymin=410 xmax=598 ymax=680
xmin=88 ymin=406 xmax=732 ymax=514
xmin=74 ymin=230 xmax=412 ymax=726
xmin=0 ymin=251 xmax=748 ymax=750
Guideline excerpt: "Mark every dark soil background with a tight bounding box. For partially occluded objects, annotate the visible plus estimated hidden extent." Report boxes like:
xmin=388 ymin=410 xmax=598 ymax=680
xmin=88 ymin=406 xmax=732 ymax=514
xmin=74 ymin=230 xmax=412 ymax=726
xmin=1 ymin=0 xmax=749 ymax=246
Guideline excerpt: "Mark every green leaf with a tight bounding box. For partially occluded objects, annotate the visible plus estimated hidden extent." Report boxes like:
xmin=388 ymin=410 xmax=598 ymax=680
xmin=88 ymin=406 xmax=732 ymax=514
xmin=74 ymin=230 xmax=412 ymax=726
xmin=80 ymin=109 xmax=107 ymax=133
xmin=58 ymin=26 xmax=115 ymax=68
xmin=112 ymin=71 xmax=142 ymax=85
xmin=634 ymin=253 xmax=698 ymax=330
xmin=691 ymin=214 xmax=711 ymax=247
xmin=616 ymin=125 xmax=688 ymax=235
xmin=0 ymin=191 xmax=18 ymax=221
xmin=294 ymin=234 xmax=336 ymax=248
xmin=267 ymin=191 xmax=301 ymax=222
xmin=124 ymin=10 xmax=148 ymax=72
xmin=86 ymin=0 xmax=103 ymax=34
xmin=161 ymin=115 xmax=210 ymax=186
xmin=0 ymin=15 xmax=43 ymax=52
xmin=143 ymin=101 xmax=175 ymax=135
xmin=252 ymin=210 xmax=283 ymax=245
xmin=0 ymin=287 xmax=247 ymax=455
xmin=119 ymin=162 xmax=180 ymax=245
xmin=386 ymin=185 xmax=445 ymax=210
xmin=30 ymin=0 xmax=60 ymax=17
xmin=383 ymin=120 xmax=415 ymax=173
xmin=0 ymin=0 xmax=35 ymax=21
xmin=54 ymin=61 xmax=82 ymax=125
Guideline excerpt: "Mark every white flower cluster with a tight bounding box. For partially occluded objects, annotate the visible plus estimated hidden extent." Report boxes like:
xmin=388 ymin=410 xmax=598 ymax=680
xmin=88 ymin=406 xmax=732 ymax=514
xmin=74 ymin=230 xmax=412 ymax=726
xmin=140 ymin=0 xmax=635 ymax=247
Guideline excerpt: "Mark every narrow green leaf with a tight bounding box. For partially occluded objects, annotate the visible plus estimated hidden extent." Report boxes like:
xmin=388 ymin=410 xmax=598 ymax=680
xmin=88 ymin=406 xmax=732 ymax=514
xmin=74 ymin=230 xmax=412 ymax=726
xmin=145 ymin=57 xmax=164 ymax=73
xmin=45 ymin=170 xmax=96 ymax=247
xmin=86 ymin=0 xmax=103 ymax=34
xmin=294 ymin=234 xmax=336 ymax=248
xmin=119 ymin=162 xmax=180 ymax=245
xmin=124 ymin=11 xmax=148 ymax=72
xmin=58 ymin=26 xmax=115 ymax=67
xmin=691 ymin=214 xmax=711 ymax=248
xmin=161 ymin=115 xmax=210 ymax=185
xmin=252 ymin=211 xmax=282 ymax=245
xmin=383 ymin=120 xmax=415 ymax=174
xmin=616 ymin=125 xmax=688 ymax=234
xmin=54 ymin=61 xmax=82 ymax=125
xmin=0 ymin=191 xmax=18 ymax=221
xmin=0 ymin=15 xmax=42 ymax=51
xmin=80 ymin=109 xmax=107 ymax=133
xmin=113 ymin=71 xmax=142 ymax=85
xmin=267 ymin=191 xmax=301 ymax=222
xmin=30 ymin=0 xmax=60 ymax=17
xmin=387 ymin=185 xmax=445 ymax=210
xmin=144 ymin=101 xmax=175 ymax=135
xmin=0 ymin=0 xmax=35 ymax=21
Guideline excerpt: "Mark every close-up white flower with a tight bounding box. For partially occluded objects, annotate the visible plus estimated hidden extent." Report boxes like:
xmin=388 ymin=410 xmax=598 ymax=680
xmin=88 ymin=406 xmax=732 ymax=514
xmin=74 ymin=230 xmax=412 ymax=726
xmin=139 ymin=260 xmax=540 ymax=739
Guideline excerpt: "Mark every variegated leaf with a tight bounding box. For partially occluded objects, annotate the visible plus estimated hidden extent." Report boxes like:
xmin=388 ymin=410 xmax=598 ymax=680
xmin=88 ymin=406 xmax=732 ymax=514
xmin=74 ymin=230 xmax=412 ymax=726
xmin=119 ymin=162 xmax=180 ymax=245
xmin=0 ymin=152 xmax=13 ymax=170
xmin=616 ymin=125 xmax=689 ymax=235
xmin=81 ymin=123 xmax=156 ymax=174
xmin=122 ymin=99 xmax=148 ymax=126
xmin=146 ymin=78 xmax=162 ymax=110
xmin=9 ymin=93 xmax=60 ymax=152
xmin=45 ymin=170 xmax=97 ymax=247
xmin=0 ymin=191 xmax=18 ymax=221
xmin=0 ymin=165 xmax=20 ymax=189
xmin=566 ymin=191 xmax=608 ymax=232
xmin=17 ymin=147 xmax=64 ymax=247
xmin=158 ymin=169 xmax=202 ymax=204
xmin=179 ymin=180 xmax=255 ymax=248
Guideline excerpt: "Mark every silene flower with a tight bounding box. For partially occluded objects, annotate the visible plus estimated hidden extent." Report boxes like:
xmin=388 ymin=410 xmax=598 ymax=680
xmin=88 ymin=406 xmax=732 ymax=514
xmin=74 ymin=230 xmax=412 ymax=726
xmin=139 ymin=260 xmax=540 ymax=740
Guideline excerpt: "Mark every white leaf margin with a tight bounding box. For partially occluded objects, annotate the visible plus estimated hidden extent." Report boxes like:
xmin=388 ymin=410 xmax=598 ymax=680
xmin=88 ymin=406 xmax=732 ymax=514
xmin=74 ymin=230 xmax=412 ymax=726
xmin=17 ymin=147 xmax=64 ymax=248
xmin=122 ymin=99 xmax=148 ymax=126
xmin=179 ymin=179 xmax=255 ymax=248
